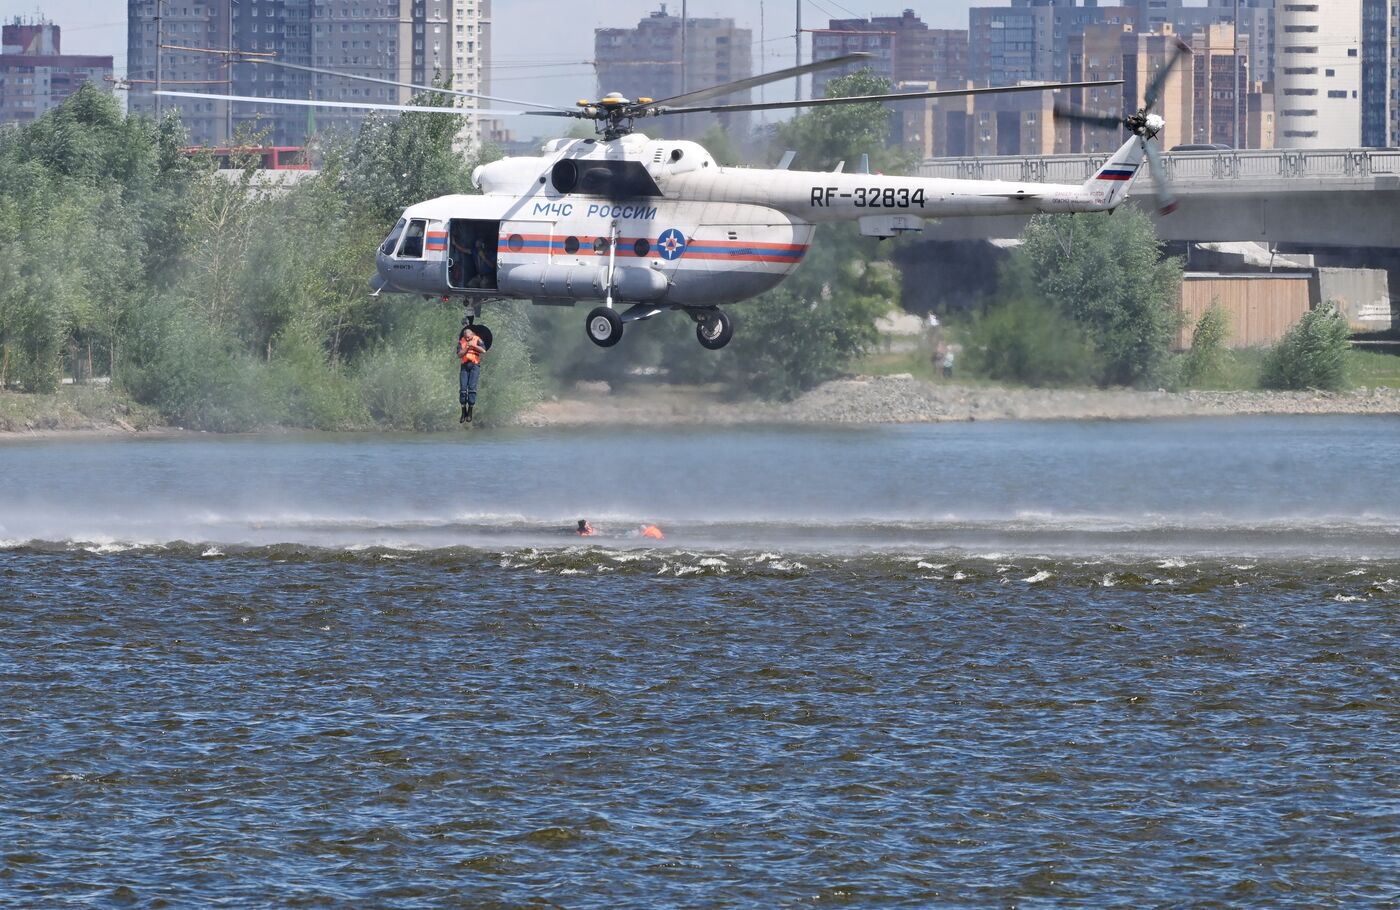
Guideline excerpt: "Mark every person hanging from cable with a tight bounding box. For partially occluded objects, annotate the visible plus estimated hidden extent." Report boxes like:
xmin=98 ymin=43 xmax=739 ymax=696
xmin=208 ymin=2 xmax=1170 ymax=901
xmin=457 ymin=325 xmax=486 ymax=424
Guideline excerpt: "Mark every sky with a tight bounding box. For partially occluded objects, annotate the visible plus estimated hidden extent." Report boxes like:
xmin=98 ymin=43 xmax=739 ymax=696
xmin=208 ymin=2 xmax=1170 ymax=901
xmin=3 ymin=0 xmax=980 ymax=132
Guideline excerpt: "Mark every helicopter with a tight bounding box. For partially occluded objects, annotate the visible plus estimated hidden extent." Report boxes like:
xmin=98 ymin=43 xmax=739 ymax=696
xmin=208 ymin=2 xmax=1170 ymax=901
xmin=158 ymin=41 xmax=1190 ymax=351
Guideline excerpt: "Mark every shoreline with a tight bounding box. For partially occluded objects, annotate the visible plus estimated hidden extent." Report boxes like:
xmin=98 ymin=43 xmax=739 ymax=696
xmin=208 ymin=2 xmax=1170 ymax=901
xmin=3 ymin=376 xmax=1398 ymax=440
xmin=517 ymin=375 xmax=1400 ymax=428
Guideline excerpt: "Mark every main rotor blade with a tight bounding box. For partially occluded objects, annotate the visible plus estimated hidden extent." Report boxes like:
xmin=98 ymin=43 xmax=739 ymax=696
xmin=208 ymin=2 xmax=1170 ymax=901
xmin=242 ymin=58 xmax=570 ymax=112
xmin=1142 ymin=137 xmax=1178 ymax=215
xmin=1143 ymin=37 xmax=1193 ymax=112
xmin=154 ymin=90 xmax=529 ymax=117
xmin=1053 ymin=102 xmax=1124 ymax=131
xmin=640 ymin=52 xmax=874 ymax=109
xmin=658 ymin=80 xmax=1125 ymax=117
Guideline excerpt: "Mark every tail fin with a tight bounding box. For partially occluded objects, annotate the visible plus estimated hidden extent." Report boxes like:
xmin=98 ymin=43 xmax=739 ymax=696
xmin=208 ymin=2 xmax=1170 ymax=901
xmin=1081 ymin=136 xmax=1147 ymax=209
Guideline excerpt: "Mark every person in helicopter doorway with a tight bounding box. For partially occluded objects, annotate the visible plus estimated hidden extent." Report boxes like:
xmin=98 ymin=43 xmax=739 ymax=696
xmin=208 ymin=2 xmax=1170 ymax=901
xmin=469 ymin=238 xmax=496 ymax=289
xmin=457 ymin=326 xmax=486 ymax=424
xmin=450 ymin=228 xmax=475 ymax=288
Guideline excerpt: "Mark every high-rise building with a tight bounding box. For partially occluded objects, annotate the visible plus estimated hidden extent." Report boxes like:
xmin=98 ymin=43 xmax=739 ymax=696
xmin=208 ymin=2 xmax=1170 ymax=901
xmin=127 ymin=0 xmax=487 ymax=149
xmin=1064 ymin=21 xmax=1194 ymax=152
xmin=0 ymin=18 xmax=114 ymax=125
xmin=968 ymin=1 xmax=1141 ymax=86
xmin=810 ymin=11 xmax=967 ymax=97
xmin=1276 ymin=0 xmax=1362 ymax=148
xmin=594 ymin=8 xmax=751 ymax=138
xmin=901 ymin=82 xmax=1059 ymax=159
xmin=1066 ymin=22 xmax=1132 ymax=153
xmin=1192 ymin=24 xmax=1248 ymax=146
xmin=128 ymin=0 xmax=248 ymax=147
xmin=1126 ymin=27 xmax=1196 ymax=147
xmin=1392 ymin=0 xmax=1400 ymax=144
xmin=968 ymin=2 xmax=1056 ymax=85
xmin=1360 ymin=0 xmax=1395 ymax=146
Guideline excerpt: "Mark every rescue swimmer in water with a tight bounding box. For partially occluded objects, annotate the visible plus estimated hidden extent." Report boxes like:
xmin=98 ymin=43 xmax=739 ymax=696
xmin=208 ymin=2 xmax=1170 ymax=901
xmin=155 ymin=42 xmax=1188 ymax=371
xmin=574 ymin=519 xmax=663 ymax=540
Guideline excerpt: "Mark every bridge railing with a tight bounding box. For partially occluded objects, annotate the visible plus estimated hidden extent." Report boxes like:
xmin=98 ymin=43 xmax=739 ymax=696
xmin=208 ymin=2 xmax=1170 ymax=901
xmin=918 ymin=148 xmax=1400 ymax=183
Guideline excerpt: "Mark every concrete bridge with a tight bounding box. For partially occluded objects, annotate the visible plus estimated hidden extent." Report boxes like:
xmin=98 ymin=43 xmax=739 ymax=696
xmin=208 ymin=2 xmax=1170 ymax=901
xmin=915 ymin=148 xmax=1400 ymax=249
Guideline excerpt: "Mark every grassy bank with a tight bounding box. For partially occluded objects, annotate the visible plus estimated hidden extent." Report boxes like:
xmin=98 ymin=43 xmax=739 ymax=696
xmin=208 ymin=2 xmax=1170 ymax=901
xmin=0 ymin=384 xmax=160 ymax=434
xmin=856 ymin=344 xmax=1400 ymax=392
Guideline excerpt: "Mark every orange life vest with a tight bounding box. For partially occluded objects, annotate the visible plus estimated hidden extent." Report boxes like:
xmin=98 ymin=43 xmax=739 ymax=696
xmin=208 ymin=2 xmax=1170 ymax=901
xmin=459 ymin=335 xmax=483 ymax=366
xmin=640 ymin=525 xmax=664 ymax=540
xmin=577 ymin=525 xmax=595 ymax=536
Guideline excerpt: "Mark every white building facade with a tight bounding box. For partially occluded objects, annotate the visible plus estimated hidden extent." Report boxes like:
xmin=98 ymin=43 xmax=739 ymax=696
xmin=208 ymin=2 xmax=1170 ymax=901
xmin=1276 ymin=0 xmax=1362 ymax=147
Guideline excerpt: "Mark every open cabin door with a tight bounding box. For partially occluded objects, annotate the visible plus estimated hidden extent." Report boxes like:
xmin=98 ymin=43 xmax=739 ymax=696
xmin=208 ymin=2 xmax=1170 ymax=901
xmin=446 ymin=219 xmax=501 ymax=291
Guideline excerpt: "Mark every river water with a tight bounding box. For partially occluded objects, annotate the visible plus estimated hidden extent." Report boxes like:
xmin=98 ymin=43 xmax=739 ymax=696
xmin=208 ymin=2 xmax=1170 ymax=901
xmin=1 ymin=417 xmax=1397 ymax=907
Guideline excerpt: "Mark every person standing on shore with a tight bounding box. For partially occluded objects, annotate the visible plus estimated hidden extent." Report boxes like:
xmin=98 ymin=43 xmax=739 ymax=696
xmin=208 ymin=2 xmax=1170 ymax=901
xmin=458 ymin=326 xmax=486 ymax=424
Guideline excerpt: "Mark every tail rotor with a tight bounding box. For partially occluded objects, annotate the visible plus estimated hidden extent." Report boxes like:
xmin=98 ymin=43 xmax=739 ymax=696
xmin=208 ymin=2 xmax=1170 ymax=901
xmin=1054 ymin=37 xmax=1192 ymax=216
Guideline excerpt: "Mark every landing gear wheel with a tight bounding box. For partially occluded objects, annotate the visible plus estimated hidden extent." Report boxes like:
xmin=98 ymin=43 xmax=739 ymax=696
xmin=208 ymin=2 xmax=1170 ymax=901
xmin=586 ymin=306 xmax=623 ymax=347
xmin=696 ymin=309 xmax=733 ymax=350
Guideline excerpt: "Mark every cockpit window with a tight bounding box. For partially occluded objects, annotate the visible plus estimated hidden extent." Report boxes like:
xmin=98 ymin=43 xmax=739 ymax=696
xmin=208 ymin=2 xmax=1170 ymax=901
xmin=380 ymin=218 xmax=407 ymax=255
xmin=398 ymin=219 xmax=427 ymax=258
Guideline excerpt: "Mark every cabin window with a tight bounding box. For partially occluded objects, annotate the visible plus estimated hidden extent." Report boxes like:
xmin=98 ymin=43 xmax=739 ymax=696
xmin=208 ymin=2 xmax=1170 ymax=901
xmin=592 ymin=236 xmax=609 ymax=254
xmin=633 ymin=238 xmax=650 ymax=257
xmin=564 ymin=236 xmax=580 ymax=254
xmin=398 ymin=219 xmax=427 ymax=258
xmin=507 ymin=233 xmax=524 ymax=252
xmin=380 ymin=218 xmax=406 ymax=255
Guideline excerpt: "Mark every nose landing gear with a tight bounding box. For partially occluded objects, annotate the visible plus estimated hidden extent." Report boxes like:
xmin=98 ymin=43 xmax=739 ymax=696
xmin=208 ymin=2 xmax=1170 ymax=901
xmin=693 ymin=307 xmax=733 ymax=350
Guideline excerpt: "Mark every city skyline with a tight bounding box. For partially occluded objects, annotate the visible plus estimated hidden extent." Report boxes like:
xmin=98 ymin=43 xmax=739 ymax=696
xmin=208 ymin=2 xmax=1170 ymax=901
xmin=10 ymin=0 xmax=983 ymax=136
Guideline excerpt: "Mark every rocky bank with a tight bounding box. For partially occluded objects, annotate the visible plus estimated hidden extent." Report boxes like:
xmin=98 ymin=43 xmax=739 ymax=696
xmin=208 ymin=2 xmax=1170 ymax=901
xmin=518 ymin=375 xmax=1400 ymax=427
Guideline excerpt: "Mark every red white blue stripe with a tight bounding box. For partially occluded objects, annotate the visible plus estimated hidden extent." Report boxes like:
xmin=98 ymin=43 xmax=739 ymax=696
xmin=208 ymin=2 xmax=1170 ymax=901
xmin=1096 ymin=164 xmax=1139 ymax=182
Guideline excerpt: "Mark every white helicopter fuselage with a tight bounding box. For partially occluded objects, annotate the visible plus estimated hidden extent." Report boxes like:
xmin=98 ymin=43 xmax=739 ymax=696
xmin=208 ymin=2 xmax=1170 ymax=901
xmin=375 ymin=132 xmax=1145 ymax=309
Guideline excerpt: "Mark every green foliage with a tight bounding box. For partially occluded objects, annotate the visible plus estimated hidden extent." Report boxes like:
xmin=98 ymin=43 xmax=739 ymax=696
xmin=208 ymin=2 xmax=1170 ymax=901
xmin=1004 ymin=210 xmax=1183 ymax=387
xmin=728 ymin=225 xmax=896 ymax=399
xmin=333 ymin=82 xmax=481 ymax=223
xmin=1346 ymin=349 xmax=1400 ymax=388
xmin=0 ymin=82 xmax=537 ymax=431
xmin=777 ymin=69 xmax=913 ymax=175
xmin=961 ymin=297 xmax=1099 ymax=387
xmin=1178 ymin=304 xmax=1233 ymax=388
xmin=1260 ymin=302 xmax=1351 ymax=391
xmin=698 ymin=124 xmax=742 ymax=167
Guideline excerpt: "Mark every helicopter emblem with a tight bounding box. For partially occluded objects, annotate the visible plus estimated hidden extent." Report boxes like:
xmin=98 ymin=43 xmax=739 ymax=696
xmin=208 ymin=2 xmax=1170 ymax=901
xmin=657 ymin=228 xmax=686 ymax=261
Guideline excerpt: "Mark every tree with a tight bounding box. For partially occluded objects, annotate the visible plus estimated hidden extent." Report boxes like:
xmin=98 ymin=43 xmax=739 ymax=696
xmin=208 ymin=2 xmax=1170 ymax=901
xmin=333 ymin=81 xmax=481 ymax=223
xmin=1003 ymin=210 xmax=1182 ymax=387
xmin=776 ymin=68 xmax=914 ymax=175
xmin=728 ymin=225 xmax=895 ymax=399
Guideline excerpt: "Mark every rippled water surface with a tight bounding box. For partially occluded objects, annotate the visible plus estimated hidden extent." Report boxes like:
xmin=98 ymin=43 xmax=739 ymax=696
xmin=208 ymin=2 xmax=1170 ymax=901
xmin=2 ymin=418 xmax=1398 ymax=907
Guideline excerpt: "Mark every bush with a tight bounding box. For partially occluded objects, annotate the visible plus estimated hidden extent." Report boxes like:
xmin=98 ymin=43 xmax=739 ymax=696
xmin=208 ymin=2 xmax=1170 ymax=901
xmin=264 ymin=331 xmax=369 ymax=430
xmin=1260 ymin=302 xmax=1351 ymax=391
xmin=1179 ymin=304 xmax=1232 ymax=388
xmin=118 ymin=296 xmax=268 ymax=431
xmin=961 ymin=296 xmax=1099 ymax=387
xmin=355 ymin=343 xmax=456 ymax=432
